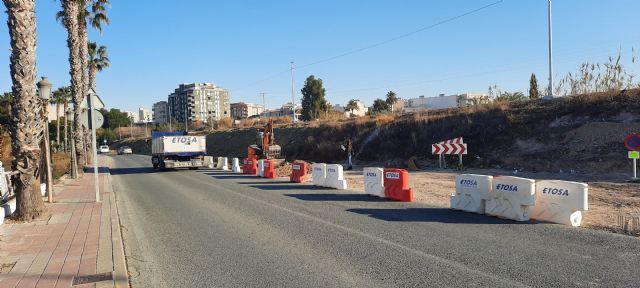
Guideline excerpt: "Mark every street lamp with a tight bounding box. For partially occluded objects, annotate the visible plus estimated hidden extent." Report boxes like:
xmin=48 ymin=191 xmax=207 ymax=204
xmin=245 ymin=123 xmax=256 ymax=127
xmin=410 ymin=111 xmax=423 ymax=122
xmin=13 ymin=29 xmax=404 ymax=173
xmin=37 ymin=77 xmax=53 ymax=203
xmin=547 ymin=0 xmax=553 ymax=96
xmin=66 ymin=108 xmax=78 ymax=179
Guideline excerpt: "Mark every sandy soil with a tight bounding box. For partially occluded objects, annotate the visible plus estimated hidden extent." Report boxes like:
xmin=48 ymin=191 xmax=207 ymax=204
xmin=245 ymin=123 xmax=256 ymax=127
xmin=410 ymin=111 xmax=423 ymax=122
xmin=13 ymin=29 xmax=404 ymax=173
xmin=343 ymin=167 xmax=640 ymax=237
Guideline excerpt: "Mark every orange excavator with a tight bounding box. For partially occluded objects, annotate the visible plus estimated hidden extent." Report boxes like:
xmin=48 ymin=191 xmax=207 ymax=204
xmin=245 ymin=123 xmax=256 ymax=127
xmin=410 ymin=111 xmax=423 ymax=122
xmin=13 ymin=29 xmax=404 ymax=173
xmin=247 ymin=119 xmax=282 ymax=160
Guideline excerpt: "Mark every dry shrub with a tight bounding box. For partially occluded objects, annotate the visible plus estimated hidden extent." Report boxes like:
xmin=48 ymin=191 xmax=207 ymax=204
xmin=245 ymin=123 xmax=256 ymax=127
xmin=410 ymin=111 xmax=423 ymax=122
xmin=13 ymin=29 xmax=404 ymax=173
xmin=320 ymin=111 xmax=346 ymax=123
xmin=272 ymin=116 xmax=293 ymax=125
xmin=374 ymin=114 xmax=395 ymax=126
xmin=114 ymin=126 xmax=147 ymax=138
xmin=217 ymin=117 xmax=233 ymax=129
xmin=239 ymin=118 xmax=258 ymax=128
xmin=51 ymin=152 xmax=70 ymax=179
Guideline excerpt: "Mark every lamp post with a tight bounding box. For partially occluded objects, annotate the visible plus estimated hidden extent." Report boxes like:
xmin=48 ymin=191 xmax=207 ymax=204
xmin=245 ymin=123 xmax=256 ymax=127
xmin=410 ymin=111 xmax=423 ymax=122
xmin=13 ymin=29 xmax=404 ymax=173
xmin=37 ymin=77 xmax=54 ymax=203
xmin=66 ymin=108 xmax=78 ymax=178
xmin=547 ymin=0 xmax=553 ymax=96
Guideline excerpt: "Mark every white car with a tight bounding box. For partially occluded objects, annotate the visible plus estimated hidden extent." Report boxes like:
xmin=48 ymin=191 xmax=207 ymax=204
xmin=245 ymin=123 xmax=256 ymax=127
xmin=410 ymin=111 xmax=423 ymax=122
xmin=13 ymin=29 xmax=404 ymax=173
xmin=99 ymin=145 xmax=110 ymax=154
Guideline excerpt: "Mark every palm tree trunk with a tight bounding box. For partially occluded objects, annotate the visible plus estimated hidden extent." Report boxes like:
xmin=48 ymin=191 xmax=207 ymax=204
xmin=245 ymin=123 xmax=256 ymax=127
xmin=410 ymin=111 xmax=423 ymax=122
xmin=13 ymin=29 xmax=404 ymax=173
xmin=89 ymin=66 xmax=96 ymax=92
xmin=3 ymin=0 xmax=46 ymax=220
xmin=62 ymin=0 xmax=86 ymax=167
xmin=63 ymin=100 xmax=68 ymax=151
xmin=56 ymin=102 xmax=60 ymax=150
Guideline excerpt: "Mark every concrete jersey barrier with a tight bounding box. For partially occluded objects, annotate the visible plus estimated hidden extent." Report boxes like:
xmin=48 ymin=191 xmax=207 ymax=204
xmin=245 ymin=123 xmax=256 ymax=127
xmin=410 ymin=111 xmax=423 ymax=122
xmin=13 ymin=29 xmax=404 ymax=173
xmin=203 ymin=156 xmax=214 ymax=168
xmin=485 ymin=176 xmax=536 ymax=221
xmin=531 ymin=180 xmax=588 ymax=226
xmin=383 ymin=169 xmax=413 ymax=202
xmin=257 ymin=160 xmax=265 ymax=177
xmin=364 ymin=167 xmax=385 ymax=197
xmin=312 ymin=163 xmax=327 ymax=187
xmin=325 ymin=164 xmax=348 ymax=190
xmin=216 ymin=157 xmax=229 ymax=170
xmin=232 ymin=158 xmax=241 ymax=173
xmin=450 ymin=174 xmax=493 ymax=214
xmin=263 ymin=160 xmax=276 ymax=179
xmin=290 ymin=161 xmax=309 ymax=183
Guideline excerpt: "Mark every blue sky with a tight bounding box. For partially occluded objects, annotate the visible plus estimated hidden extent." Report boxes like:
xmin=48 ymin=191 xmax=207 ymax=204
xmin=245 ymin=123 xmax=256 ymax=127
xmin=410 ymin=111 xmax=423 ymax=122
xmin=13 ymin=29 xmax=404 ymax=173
xmin=1 ymin=0 xmax=639 ymax=112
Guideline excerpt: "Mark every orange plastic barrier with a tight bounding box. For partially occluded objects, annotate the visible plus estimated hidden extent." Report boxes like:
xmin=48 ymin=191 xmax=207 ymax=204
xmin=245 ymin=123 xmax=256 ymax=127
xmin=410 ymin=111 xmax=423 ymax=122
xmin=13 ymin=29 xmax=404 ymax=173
xmin=290 ymin=161 xmax=309 ymax=183
xmin=263 ymin=159 xmax=276 ymax=179
xmin=383 ymin=169 xmax=414 ymax=202
xmin=244 ymin=158 xmax=257 ymax=175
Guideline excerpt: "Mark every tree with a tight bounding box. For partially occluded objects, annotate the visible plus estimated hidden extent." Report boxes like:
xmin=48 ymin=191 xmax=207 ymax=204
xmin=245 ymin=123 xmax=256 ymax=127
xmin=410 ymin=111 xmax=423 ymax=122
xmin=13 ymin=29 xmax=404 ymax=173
xmin=87 ymin=42 xmax=109 ymax=91
xmin=371 ymin=98 xmax=390 ymax=114
xmin=51 ymin=87 xmax=70 ymax=149
xmin=345 ymin=99 xmax=359 ymax=116
xmin=0 ymin=92 xmax=12 ymax=125
xmin=3 ymin=0 xmax=46 ymax=220
xmin=385 ymin=91 xmax=398 ymax=112
xmin=300 ymin=75 xmax=328 ymax=121
xmin=59 ymin=0 xmax=86 ymax=167
xmin=529 ymin=73 xmax=539 ymax=99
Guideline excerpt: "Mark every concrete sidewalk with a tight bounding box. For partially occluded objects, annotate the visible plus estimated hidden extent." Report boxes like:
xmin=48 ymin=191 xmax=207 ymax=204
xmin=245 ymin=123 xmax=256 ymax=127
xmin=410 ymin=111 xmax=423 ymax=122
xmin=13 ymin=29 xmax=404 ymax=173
xmin=0 ymin=160 xmax=127 ymax=287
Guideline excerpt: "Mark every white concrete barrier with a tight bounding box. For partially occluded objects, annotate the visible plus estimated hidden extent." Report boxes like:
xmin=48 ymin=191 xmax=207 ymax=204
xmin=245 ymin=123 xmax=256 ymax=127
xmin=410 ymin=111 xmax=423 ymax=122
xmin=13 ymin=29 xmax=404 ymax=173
xmin=325 ymin=164 xmax=348 ymax=190
xmin=2 ymin=197 xmax=16 ymax=217
xmin=203 ymin=156 xmax=214 ymax=168
xmin=312 ymin=163 xmax=326 ymax=187
xmin=485 ymin=176 xmax=536 ymax=221
xmin=232 ymin=158 xmax=242 ymax=173
xmin=40 ymin=183 xmax=46 ymax=197
xmin=215 ymin=157 xmax=229 ymax=170
xmin=257 ymin=160 xmax=265 ymax=177
xmin=364 ymin=167 xmax=385 ymax=197
xmin=450 ymin=174 xmax=493 ymax=214
xmin=531 ymin=180 xmax=588 ymax=227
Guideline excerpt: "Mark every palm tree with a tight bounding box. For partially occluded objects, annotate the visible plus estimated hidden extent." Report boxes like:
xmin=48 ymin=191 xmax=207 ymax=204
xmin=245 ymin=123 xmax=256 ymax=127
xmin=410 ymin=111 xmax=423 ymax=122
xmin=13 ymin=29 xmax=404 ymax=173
xmin=51 ymin=86 xmax=70 ymax=150
xmin=2 ymin=0 xmax=46 ymax=220
xmin=385 ymin=91 xmax=398 ymax=113
xmin=345 ymin=99 xmax=359 ymax=117
xmin=87 ymin=42 xmax=110 ymax=91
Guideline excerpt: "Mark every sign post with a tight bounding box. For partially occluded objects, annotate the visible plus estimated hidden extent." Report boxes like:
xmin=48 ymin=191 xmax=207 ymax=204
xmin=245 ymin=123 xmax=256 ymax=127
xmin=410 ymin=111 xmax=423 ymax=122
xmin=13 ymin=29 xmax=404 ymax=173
xmin=432 ymin=137 xmax=467 ymax=169
xmin=624 ymin=133 xmax=640 ymax=180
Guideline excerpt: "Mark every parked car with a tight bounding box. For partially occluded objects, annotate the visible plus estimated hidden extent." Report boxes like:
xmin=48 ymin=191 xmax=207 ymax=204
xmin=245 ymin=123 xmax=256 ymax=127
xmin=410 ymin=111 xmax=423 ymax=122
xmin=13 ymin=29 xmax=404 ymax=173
xmin=99 ymin=145 xmax=110 ymax=154
xmin=118 ymin=146 xmax=133 ymax=155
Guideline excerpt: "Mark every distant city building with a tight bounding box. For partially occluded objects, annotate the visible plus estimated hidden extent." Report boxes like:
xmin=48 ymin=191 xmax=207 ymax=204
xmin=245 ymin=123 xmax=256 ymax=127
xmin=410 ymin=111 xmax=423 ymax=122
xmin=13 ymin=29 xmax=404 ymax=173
xmin=260 ymin=102 xmax=300 ymax=119
xmin=334 ymin=100 xmax=368 ymax=117
xmin=125 ymin=111 xmax=139 ymax=123
xmin=152 ymin=101 xmax=169 ymax=124
xmin=403 ymin=93 xmax=489 ymax=112
xmin=230 ymin=102 xmax=263 ymax=119
xmin=138 ymin=107 xmax=152 ymax=123
xmin=167 ymin=83 xmax=231 ymax=124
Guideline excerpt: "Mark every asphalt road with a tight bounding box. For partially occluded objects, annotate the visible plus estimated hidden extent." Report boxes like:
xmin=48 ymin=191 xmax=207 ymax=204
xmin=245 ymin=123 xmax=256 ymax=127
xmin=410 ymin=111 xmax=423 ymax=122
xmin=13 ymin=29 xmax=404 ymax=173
xmin=109 ymin=154 xmax=640 ymax=288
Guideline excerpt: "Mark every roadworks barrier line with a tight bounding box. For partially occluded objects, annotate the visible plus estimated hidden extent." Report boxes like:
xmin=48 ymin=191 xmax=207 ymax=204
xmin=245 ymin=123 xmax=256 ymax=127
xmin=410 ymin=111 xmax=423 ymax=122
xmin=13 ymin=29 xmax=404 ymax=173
xmin=485 ymin=176 xmax=536 ymax=221
xmin=364 ymin=167 xmax=385 ymax=197
xmin=325 ymin=164 xmax=348 ymax=190
xmin=290 ymin=161 xmax=309 ymax=183
xmin=263 ymin=160 xmax=276 ymax=179
xmin=531 ymin=180 xmax=588 ymax=227
xmin=312 ymin=163 xmax=327 ymax=187
xmin=450 ymin=174 xmax=493 ymax=214
xmin=232 ymin=158 xmax=242 ymax=173
xmin=383 ymin=169 xmax=414 ymax=202
xmin=216 ymin=157 xmax=229 ymax=170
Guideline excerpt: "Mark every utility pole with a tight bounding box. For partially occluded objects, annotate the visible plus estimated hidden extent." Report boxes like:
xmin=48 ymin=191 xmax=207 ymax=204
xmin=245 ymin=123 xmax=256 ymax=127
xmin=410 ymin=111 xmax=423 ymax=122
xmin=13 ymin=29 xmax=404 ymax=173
xmin=547 ymin=0 xmax=554 ymax=96
xmin=260 ymin=92 xmax=267 ymax=121
xmin=290 ymin=61 xmax=296 ymax=122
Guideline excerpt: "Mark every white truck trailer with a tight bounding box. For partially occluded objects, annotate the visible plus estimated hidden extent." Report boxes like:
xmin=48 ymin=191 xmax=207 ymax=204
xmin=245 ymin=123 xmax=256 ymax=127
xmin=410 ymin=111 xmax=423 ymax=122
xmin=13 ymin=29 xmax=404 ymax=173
xmin=151 ymin=131 xmax=207 ymax=169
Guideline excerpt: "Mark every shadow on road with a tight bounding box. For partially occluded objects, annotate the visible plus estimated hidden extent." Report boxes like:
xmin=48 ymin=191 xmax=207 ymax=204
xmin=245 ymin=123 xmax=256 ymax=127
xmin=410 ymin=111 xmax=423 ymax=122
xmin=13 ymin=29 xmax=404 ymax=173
xmin=205 ymin=173 xmax=254 ymax=179
xmin=83 ymin=166 xmax=110 ymax=173
xmin=347 ymin=208 xmax=538 ymax=224
xmin=285 ymin=193 xmax=387 ymax=202
xmin=249 ymin=184 xmax=324 ymax=191
xmin=109 ymin=167 xmax=163 ymax=175
xmin=238 ymin=181 xmax=291 ymax=185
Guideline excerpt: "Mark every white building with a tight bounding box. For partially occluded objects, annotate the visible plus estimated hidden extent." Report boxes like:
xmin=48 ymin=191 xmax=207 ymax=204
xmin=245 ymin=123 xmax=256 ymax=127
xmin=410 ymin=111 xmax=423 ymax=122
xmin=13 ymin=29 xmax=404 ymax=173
xmin=152 ymin=101 xmax=169 ymax=124
xmin=334 ymin=100 xmax=368 ymax=117
xmin=403 ymin=93 xmax=489 ymax=112
xmin=126 ymin=111 xmax=139 ymax=123
xmin=138 ymin=107 xmax=152 ymax=123
xmin=168 ymin=82 xmax=231 ymax=124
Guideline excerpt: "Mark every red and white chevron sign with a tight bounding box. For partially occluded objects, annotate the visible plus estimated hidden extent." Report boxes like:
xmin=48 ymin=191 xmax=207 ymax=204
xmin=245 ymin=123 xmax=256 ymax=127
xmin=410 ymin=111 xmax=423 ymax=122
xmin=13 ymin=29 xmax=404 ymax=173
xmin=432 ymin=137 xmax=467 ymax=154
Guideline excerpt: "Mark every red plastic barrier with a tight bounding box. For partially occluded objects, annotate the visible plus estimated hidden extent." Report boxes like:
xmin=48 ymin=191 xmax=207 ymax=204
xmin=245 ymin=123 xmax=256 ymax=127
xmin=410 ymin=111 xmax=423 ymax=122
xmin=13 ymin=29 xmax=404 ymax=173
xmin=244 ymin=159 xmax=257 ymax=175
xmin=290 ymin=161 xmax=309 ymax=183
xmin=263 ymin=159 xmax=276 ymax=178
xmin=383 ymin=169 xmax=414 ymax=202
